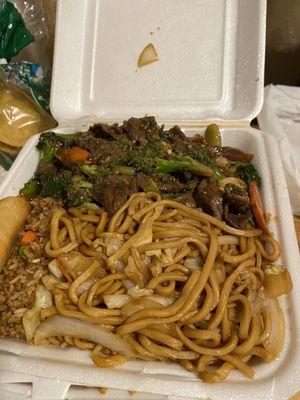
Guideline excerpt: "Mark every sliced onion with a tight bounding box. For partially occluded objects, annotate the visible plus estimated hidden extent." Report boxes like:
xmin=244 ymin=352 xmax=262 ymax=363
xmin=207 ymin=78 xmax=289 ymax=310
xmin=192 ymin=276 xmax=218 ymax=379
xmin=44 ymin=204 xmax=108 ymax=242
xmin=127 ymin=285 xmax=153 ymax=299
xmin=42 ymin=274 xmax=69 ymax=291
xmin=137 ymin=43 xmax=159 ymax=68
xmin=123 ymin=279 xmax=135 ymax=290
xmin=184 ymin=256 xmax=204 ymax=270
xmin=164 ymin=247 xmax=177 ymax=261
xmin=34 ymin=315 xmax=134 ymax=357
xmin=23 ymin=285 xmax=53 ymax=342
xmin=77 ymin=280 xmax=94 ymax=295
xmin=48 ymin=259 xmax=63 ymax=279
xmin=263 ymin=265 xmax=293 ymax=298
xmin=108 ymin=206 xmax=163 ymax=266
xmin=59 ymin=252 xmax=98 ymax=278
xmin=114 ymin=260 xmax=125 ymax=272
xmin=149 ymin=295 xmax=173 ymax=307
xmin=121 ymin=297 xmax=163 ymax=318
xmin=104 ymin=234 xmax=125 ymax=256
xmin=103 ymin=294 xmax=131 ymax=309
xmin=59 ymin=252 xmax=106 ymax=291
xmin=262 ymin=298 xmax=285 ymax=359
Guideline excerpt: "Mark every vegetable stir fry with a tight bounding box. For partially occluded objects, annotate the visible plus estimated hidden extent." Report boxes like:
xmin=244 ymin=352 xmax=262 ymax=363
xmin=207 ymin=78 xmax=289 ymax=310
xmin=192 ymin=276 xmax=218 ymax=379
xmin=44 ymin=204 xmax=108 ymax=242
xmin=21 ymin=117 xmax=267 ymax=231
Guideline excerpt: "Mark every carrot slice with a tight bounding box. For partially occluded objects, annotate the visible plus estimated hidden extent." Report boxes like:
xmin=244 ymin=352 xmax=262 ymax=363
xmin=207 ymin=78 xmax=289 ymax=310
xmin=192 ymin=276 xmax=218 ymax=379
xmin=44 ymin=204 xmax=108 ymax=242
xmin=66 ymin=147 xmax=90 ymax=163
xmin=57 ymin=257 xmax=73 ymax=283
xmin=20 ymin=230 xmax=37 ymax=245
xmin=249 ymin=181 xmax=269 ymax=234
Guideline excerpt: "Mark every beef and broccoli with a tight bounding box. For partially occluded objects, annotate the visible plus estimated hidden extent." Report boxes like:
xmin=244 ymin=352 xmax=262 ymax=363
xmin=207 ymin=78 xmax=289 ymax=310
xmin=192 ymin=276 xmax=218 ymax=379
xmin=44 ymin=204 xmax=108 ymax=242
xmin=20 ymin=116 xmax=267 ymax=231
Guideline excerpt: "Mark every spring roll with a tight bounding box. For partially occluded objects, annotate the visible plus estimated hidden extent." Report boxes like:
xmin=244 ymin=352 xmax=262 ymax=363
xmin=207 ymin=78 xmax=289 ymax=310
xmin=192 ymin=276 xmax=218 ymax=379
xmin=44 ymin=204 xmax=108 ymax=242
xmin=0 ymin=196 xmax=30 ymax=272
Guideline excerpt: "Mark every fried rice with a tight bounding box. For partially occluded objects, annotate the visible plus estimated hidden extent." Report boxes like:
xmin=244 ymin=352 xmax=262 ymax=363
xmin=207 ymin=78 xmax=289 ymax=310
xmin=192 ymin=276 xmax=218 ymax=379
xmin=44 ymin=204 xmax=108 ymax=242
xmin=0 ymin=197 xmax=62 ymax=339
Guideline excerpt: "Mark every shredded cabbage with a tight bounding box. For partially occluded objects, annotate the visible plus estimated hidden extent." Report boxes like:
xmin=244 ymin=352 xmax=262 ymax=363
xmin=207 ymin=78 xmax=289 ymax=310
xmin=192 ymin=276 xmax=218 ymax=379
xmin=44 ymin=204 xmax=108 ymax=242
xmin=34 ymin=315 xmax=134 ymax=357
xmin=184 ymin=256 xmax=204 ymax=270
xmin=23 ymin=285 xmax=53 ymax=342
xmin=127 ymin=285 xmax=153 ymax=299
xmin=103 ymin=294 xmax=131 ymax=309
xmin=104 ymin=233 xmax=125 ymax=256
xmin=58 ymin=252 xmax=106 ymax=293
xmin=48 ymin=259 xmax=63 ymax=279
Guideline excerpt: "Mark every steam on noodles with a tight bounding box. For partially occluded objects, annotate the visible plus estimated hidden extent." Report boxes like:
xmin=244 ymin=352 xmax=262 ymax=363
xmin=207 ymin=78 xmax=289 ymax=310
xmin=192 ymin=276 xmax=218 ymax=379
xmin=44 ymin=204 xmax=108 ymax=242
xmin=28 ymin=192 xmax=291 ymax=383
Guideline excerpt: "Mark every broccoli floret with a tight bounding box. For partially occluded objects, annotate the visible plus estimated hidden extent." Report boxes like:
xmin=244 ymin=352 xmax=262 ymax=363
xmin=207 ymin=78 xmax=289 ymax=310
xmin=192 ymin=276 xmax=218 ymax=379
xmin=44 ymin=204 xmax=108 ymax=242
xmin=39 ymin=170 xmax=72 ymax=198
xmin=114 ymin=137 xmax=159 ymax=175
xmin=54 ymin=133 xmax=79 ymax=141
xmin=184 ymin=142 xmax=214 ymax=166
xmin=114 ymin=136 xmax=216 ymax=178
xmin=66 ymin=180 xmax=93 ymax=207
xmin=37 ymin=132 xmax=62 ymax=167
xmin=238 ymin=163 xmax=262 ymax=188
xmin=20 ymin=179 xmax=40 ymax=197
xmin=147 ymin=137 xmax=171 ymax=157
xmin=74 ymin=180 xmax=93 ymax=190
xmin=184 ymin=142 xmax=223 ymax=181
xmin=113 ymin=165 xmax=136 ymax=176
xmin=80 ymin=164 xmax=98 ymax=176
xmin=131 ymin=153 xmax=157 ymax=175
xmin=156 ymin=156 xmax=213 ymax=177
xmin=80 ymin=164 xmax=111 ymax=181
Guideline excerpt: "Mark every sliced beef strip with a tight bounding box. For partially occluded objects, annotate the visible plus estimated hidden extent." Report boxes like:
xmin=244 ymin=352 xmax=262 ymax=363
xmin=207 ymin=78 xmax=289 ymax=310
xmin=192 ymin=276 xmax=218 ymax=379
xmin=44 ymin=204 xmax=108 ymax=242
xmin=93 ymin=173 xmax=155 ymax=215
xmin=223 ymin=185 xmax=250 ymax=212
xmin=135 ymin=173 xmax=156 ymax=191
xmin=222 ymin=146 xmax=253 ymax=162
xmin=158 ymin=176 xmax=198 ymax=193
xmin=193 ymin=178 xmax=223 ymax=219
xmin=93 ymin=175 xmax=137 ymax=215
xmin=72 ymin=133 xmax=126 ymax=163
xmin=168 ymin=126 xmax=191 ymax=154
xmin=166 ymin=192 xmax=196 ymax=208
xmin=222 ymin=185 xmax=251 ymax=229
xmin=223 ymin=204 xmax=248 ymax=229
xmin=89 ymin=123 xmax=123 ymax=141
xmin=167 ymin=125 xmax=187 ymax=143
xmin=122 ymin=116 xmax=162 ymax=146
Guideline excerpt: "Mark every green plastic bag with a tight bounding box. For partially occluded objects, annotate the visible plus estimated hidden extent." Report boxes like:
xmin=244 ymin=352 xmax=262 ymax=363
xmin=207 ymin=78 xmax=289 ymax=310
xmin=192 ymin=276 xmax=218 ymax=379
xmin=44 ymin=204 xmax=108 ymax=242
xmin=0 ymin=0 xmax=34 ymax=59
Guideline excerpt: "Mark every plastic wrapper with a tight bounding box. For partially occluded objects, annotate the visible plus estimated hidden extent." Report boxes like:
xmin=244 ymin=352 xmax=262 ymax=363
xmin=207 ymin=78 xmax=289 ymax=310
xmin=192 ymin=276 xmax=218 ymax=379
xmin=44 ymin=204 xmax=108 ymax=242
xmin=0 ymin=0 xmax=56 ymax=170
xmin=258 ymin=84 xmax=300 ymax=215
xmin=0 ymin=68 xmax=56 ymax=150
xmin=11 ymin=0 xmax=48 ymax=41
xmin=12 ymin=0 xmax=51 ymax=68
xmin=0 ymin=0 xmax=34 ymax=59
xmin=1 ymin=61 xmax=52 ymax=112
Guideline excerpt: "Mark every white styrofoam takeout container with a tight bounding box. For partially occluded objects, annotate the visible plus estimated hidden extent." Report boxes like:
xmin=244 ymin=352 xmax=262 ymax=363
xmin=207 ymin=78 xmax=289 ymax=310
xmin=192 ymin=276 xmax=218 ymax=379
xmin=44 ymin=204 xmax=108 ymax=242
xmin=0 ymin=1 xmax=300 ymax=399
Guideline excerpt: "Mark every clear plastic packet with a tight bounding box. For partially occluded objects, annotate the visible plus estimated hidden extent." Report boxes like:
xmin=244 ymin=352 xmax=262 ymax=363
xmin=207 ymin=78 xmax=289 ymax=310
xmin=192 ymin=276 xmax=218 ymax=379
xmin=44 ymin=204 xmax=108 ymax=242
xmin=0 ymin=0 xmax=57 ymax=170
xmin=0 ymin=0 xmax=34 ymax=59
xmin=1 ymin=61 xmax=52 ymax=112
xmin=0 ymin=68 xmax=56 ymax=150
xmin=12 ymin=0 xmax=51 ymax=68
xmin=11 ymin=0 xmax=48 ymax=41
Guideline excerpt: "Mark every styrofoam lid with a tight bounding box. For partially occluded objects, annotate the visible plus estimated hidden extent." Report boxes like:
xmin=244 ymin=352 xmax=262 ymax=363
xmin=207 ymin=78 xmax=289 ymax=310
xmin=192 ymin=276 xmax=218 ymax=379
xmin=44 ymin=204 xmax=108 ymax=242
xmin=51 ymin=0 xmax=266 ymax=125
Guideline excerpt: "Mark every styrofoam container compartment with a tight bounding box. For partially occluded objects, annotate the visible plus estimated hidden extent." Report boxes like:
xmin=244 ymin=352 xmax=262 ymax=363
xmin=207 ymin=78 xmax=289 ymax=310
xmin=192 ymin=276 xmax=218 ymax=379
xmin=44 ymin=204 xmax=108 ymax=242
xmin=0 ymin=1 xmax=299 ymax=399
